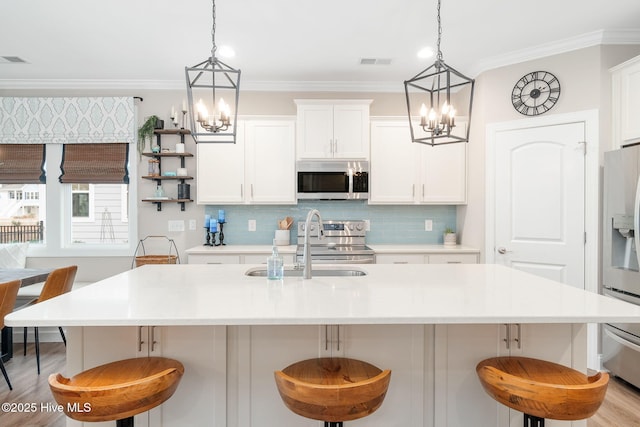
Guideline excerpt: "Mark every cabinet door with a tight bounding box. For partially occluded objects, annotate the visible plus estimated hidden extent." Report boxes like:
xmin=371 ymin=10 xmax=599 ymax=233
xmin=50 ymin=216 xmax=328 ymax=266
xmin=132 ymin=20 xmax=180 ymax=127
xmin=332 ymin=104 xmax=370 ymax=159
xmin=296 ymin=104 xmax=334 ymax=158
xmin=148 ymin=326 xmax=227 ymax=427
xmin=196 ymin=122 xmax=245 ymax=204
xmin=245 ymin=120 xmax=296 ymax=204
xmin=340 ymin=325 xmax=429 ymax=427
xmin=427 ymin=253 xmax=478 ymax=264
xmin=420 ymin=124 xmax=467 ymax=204
xmin=369 ymin=120 xmax=420 ymax=203
xmin=375 ymin=253 xmax=426 ymax=264
xmin=231 ymin=325 xmax=322 ymax=427
xmin=435 ymin=324 xmax=585 ymax=427
xmin=619 ymin=59 xmax=640 ymax=143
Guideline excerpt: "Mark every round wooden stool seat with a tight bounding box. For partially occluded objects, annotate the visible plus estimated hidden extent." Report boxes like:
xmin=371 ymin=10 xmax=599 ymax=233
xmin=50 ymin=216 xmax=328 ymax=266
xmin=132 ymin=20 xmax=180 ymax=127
xmin=476 ymin=356 xmax=609 ymax=421
xmin=48 ymin=357 xmax=184 ymax=423
xmin=274 ymin=357 xmax=391 ymax=423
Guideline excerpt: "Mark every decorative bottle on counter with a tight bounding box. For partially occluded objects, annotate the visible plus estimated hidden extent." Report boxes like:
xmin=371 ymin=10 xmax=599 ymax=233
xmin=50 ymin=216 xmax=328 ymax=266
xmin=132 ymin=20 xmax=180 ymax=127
xmin=267 ymin=240 xmax=284 ymax=280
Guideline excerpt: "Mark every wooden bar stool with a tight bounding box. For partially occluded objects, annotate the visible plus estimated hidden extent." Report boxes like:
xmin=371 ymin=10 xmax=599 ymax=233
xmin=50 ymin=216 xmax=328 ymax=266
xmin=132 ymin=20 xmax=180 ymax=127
xmin=48 ymin=357 xmax=184 ymax=427
xmin=476 ymin=356 xmax=609 ymax=427
xmin=274 ymin=357 xmax=391 ymax=427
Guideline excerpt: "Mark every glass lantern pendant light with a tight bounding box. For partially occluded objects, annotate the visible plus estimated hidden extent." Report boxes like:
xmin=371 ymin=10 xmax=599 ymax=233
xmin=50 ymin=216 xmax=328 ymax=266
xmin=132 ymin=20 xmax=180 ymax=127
xmin=404 ymin=0 xmax=474 ymax=146
xmin=185 ymin=0 xmax=241 ymax=143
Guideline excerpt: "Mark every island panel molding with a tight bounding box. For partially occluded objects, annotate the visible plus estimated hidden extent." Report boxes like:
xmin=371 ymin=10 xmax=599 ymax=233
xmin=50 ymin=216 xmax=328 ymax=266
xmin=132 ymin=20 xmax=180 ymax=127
xmin=0 ymin=97 xmax=135 ymax=144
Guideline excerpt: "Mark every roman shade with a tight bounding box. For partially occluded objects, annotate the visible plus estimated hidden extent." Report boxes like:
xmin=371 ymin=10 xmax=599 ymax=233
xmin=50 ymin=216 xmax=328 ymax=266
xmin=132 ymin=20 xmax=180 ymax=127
xmin=59 ymin=143 xmax=129 ymax=184
xmin=0 ymin=144 xmax=46 ymax=184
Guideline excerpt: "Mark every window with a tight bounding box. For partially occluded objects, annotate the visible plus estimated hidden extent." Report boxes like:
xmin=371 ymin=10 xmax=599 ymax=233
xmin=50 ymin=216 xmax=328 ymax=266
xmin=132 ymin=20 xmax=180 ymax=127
xmin=0 ymin=144 xmax=137 ymax=255
xmin=72 ymin=184 xmax=91 ymax=218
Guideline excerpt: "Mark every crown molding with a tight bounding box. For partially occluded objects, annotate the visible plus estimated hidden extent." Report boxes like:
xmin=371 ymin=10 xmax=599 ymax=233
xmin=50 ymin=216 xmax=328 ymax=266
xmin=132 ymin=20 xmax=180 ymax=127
xmin=468 ymin=29 xmax=640 ymax=77
xmin=1 ymin=30 xmax=639 ymax=92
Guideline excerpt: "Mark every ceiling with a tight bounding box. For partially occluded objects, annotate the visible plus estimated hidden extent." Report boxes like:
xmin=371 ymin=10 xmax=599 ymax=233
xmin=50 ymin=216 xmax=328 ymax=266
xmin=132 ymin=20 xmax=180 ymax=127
xmin=2 ymin=0 xmax=640 ymax=92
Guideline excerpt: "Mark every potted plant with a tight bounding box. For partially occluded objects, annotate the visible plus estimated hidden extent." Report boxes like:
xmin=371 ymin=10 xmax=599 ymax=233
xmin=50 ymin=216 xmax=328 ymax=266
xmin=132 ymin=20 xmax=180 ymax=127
xmin=443 ymin=227 xmax=457 ymax=247
xmin=137 ymin=115 xmax=163 ymax=156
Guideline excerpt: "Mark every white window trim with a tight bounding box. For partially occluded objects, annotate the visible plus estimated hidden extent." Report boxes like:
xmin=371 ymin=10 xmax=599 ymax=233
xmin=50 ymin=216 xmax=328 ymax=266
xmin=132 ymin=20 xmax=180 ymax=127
xmin=27 ymin=144 xmax=138 ymax=257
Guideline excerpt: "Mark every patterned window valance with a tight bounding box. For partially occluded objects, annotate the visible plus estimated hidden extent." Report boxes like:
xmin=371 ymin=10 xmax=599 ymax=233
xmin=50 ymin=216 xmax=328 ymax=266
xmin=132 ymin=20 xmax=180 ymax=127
xmin=0 ymin=97 xmax=135 ymax=144
xmin=59 ymin=143 xmax=129 ymax=184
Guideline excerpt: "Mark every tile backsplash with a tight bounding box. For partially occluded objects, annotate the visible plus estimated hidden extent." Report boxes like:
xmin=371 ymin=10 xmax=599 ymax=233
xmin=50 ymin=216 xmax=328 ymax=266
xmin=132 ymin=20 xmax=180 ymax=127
xmin=204 ymin=201 xmax=456 ymax=245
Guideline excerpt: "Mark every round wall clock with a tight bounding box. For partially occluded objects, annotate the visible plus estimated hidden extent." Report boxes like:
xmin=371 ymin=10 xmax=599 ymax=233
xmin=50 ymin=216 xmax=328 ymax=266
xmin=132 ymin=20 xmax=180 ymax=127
xmin=511 ymin=71 xmax=561 ymax=116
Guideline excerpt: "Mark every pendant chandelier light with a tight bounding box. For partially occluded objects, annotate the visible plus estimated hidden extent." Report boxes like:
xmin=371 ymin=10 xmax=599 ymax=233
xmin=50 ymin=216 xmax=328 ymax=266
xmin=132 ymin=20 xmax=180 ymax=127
xmin=185 ymin=0 xmax=241 ymax=143
xmin=404 ymin=0 xmax=474 ymax=146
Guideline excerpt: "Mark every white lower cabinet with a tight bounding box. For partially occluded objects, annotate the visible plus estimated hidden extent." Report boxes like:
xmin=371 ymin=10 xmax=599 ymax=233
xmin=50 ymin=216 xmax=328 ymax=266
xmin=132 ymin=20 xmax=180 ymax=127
xmin=228 ymin=324 xmax=431 ymax=427
xmin=187 ymin=253 xmax=295 ymax=264
xmin=66 ymin=326 xmax=227 ymax=427
xmin=66 ymin=322 xmax=585 ymax=427
xmin=434 ymin=323 xmax=586 ymax=427
xmin=376 ymin=252 xmax=479 ymax=264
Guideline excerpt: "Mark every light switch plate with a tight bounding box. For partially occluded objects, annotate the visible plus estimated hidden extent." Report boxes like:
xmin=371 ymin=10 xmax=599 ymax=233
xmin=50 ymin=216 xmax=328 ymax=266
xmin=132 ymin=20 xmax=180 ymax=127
xmin=425 ymin=220 xmax=433 ymax=231
xmin=189 ymin=219 xmax=197 ymax=230
xmin=248 ymin=219 xmax=256 ymax=231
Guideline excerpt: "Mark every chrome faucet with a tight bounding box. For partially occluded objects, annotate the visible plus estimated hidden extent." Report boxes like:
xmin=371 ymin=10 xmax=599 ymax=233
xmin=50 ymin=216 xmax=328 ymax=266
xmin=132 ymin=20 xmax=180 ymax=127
xmin=302 ymin=209 xmax=324 ymax=279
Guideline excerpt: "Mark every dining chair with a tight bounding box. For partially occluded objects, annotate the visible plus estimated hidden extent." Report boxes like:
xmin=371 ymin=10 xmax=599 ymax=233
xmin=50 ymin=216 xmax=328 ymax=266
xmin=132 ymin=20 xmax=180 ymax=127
xmin=22 ymin=265 xmax=77 ymax=374
xmin=0 ymin=280 xmax=21 ymax=389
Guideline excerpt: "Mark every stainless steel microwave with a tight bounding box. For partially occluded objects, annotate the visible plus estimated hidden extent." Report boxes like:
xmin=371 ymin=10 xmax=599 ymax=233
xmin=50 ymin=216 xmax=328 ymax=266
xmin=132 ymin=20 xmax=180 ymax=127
xmin=296 ymin=160 xmax=369 ymax=200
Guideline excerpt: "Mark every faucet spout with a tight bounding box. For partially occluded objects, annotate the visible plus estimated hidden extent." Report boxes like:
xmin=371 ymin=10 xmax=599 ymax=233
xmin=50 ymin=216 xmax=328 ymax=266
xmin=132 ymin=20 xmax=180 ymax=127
xmin=303 ymin=209 xmax=324 ymax=279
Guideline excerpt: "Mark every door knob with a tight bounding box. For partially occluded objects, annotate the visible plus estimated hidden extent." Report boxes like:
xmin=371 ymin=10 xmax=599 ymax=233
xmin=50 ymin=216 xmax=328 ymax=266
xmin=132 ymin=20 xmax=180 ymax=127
xmin=497 ymin=247 xmax=511 ymax=254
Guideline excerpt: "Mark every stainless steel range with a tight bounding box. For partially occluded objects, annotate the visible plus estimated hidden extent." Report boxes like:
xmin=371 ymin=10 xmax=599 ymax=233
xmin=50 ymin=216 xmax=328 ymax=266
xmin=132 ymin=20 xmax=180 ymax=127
xmin=295 ymin=219 xmax=375 ymax=264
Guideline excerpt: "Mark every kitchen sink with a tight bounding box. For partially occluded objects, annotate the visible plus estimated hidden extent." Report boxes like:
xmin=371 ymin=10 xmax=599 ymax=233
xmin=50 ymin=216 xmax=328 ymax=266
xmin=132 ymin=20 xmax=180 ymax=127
xmin=245 ymin=266 xmax=367 ymax=277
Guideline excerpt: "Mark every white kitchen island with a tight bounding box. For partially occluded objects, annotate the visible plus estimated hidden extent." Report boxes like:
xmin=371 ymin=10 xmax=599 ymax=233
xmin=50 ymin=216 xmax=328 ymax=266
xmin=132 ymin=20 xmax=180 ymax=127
xmin=7 ymin=264 xmax=640 ymax=427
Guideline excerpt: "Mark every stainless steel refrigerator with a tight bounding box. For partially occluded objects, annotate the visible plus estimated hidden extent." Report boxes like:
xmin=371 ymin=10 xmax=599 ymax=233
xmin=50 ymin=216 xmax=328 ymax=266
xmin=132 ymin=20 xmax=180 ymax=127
xmin=602 ymin=144 xmax=640 ymax=388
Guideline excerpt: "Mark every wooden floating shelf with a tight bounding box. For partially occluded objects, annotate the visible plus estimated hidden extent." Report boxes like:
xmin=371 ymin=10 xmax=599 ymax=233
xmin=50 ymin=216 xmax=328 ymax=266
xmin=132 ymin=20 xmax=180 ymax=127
xmin=142 ymin=176 xmax=194 ymax=180
xmin=154 ymin=129 xmax=191 ymax=135
xmin=142 ymin=152 xmax=194 ymax=158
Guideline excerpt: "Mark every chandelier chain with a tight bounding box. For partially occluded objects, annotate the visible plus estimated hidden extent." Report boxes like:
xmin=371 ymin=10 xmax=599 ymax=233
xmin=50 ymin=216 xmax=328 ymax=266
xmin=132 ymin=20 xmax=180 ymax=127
xmin=436 ymin=0 xmax=443 ymax=61
xmin=211 ymin=0 xmax=217 ymax=58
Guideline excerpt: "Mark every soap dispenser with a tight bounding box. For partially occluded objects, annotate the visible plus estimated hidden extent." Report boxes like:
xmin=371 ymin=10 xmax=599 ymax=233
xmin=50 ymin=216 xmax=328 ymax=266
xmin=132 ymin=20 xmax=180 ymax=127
xmin=267 ymin=239 xmax=284 ymax=280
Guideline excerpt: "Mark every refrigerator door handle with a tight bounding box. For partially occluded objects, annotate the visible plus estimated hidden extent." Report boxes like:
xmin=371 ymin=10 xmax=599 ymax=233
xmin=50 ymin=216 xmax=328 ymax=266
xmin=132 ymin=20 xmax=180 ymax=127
xmin=634 ymin=174 xmax=640 ymax=268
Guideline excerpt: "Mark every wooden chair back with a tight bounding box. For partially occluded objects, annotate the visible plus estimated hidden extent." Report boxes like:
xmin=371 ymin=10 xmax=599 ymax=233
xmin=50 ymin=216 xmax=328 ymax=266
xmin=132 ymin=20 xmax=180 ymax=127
xmin=37 ymin=265 xmax=77 ymax=303
xmin=48 ymin=357 xmax=184 ymax=422
xmin=476 ymin=356 xmax=609 ymax=420
xmin=275 ymin=357 xmax=391 ymax=422
xmin=0 ymin=280 xmax=21 ymax=329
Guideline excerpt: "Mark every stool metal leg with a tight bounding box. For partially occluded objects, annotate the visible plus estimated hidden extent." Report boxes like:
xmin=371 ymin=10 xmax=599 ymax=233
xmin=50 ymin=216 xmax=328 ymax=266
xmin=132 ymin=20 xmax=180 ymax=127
xmin=324 ymin=422 xmax=343 ymax=427
xmin=116 ymin=416 xmax=134 ymax=427
xmin=524 ymin=413 xmax=545 ymax=427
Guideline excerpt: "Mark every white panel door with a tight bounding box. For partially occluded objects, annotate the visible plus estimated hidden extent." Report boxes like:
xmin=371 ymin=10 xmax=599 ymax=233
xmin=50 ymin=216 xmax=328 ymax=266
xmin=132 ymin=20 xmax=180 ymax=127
xmin=493 ymin=122 xmax=585 ymax=288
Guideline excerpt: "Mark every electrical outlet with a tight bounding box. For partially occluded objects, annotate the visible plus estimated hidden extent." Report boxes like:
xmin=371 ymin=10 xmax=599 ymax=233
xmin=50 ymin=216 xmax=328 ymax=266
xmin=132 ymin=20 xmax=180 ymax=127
xmin=248 ymin=219 xmax=256 ymax=231
xmin=364 ymin=219 xmax=371 ymax=231
xmin=189 ymin=219 xmax=196 ymax=230
xmin=425 ymin=219 xmax=433 ymax=231
xmin=168 ymin=220 xmax=185 ymax=232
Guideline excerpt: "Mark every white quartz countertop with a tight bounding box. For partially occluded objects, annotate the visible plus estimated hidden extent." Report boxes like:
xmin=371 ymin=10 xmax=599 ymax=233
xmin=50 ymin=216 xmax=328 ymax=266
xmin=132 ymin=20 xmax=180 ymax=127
xmin=366 ymin=244 xmax=480 ymax=254
xmin=7 ymin=264 xmax=640 ymax=327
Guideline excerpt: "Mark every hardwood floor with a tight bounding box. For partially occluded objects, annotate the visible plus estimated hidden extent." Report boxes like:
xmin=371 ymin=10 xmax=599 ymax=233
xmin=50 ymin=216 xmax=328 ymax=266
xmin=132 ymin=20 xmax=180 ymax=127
xmin=0 ymin=342 xmax=639 ymax=426
xmin=0 ymin=342 xmax=65 ymax=427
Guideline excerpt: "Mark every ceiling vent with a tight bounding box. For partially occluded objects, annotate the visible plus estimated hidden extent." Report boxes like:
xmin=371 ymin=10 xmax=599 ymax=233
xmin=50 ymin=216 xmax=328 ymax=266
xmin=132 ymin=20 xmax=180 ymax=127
xmin=0 ymin=56 xmax=27 ymax=64
xmin=360 ymin=58 xmax=392 ymax=65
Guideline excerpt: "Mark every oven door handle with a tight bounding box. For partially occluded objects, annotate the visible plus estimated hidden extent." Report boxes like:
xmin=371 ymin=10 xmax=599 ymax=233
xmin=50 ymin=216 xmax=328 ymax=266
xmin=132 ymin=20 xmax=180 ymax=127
xmin=604 ymin=326 xmax=640 ymax=352
xmin=603 ymin=287 xmax=640 ymax=305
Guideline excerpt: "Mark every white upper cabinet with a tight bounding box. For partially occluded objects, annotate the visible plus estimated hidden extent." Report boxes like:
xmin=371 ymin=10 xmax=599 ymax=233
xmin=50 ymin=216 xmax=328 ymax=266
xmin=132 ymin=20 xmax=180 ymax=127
xmin=295 ymin=99 xmax=371 ymax=159
xmin=197 ymin=119 xmax=296 ymax=205
xmin=612 ymin=54 xmax=640 ymax=148
xmin=370 ymin=119 xmax=467 ymax=204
